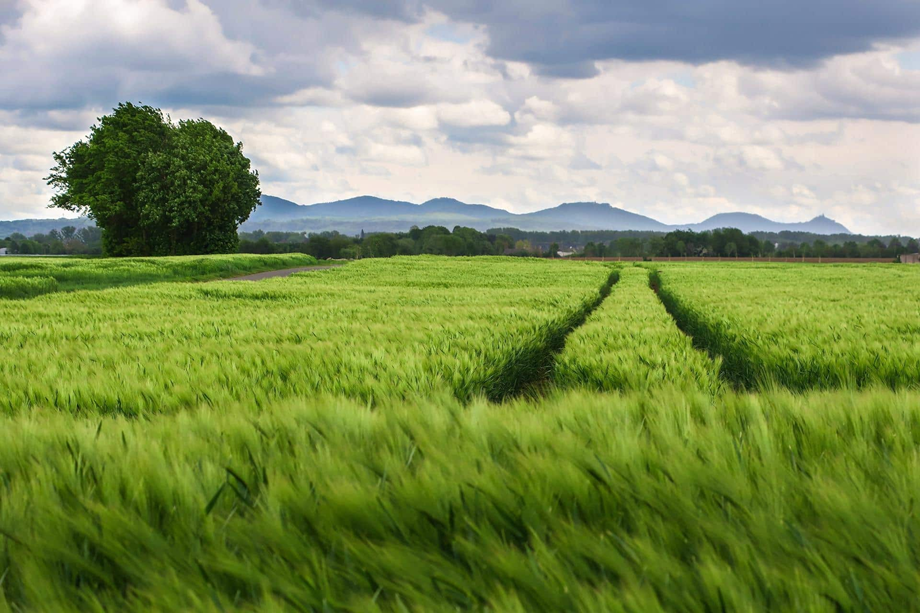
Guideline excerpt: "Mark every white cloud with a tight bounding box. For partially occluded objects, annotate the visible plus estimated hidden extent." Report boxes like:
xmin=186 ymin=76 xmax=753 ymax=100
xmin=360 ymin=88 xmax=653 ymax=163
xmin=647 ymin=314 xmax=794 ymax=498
xmin=651 ymin=153 xmax=675 ymax=171
xmin=275 ymin=87 xmax=347 ymax=107
xmin=437 ymin=100 xmax=510 ymax=127
xmin=0 ymin=2 xmax=919 ymax=235
xmin=514 ymin=96 xmax=559 ymax=123
xmin=505 ymin=124 xmax=576 ymax=160
xmin=0 ymin=0 xmax=264 ymax=108
xmin=791 ymin=184 xmax=819 ymax=204
xmin=718 ymin=145 xmax=786 ymax=171
xmin=7 ymin=0 xmax=259 ymax=73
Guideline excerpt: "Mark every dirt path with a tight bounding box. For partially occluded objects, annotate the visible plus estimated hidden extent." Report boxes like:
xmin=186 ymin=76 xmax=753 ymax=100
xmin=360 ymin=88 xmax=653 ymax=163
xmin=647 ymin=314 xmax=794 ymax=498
xmin=225 ymin=264 xmax=342 ymax=281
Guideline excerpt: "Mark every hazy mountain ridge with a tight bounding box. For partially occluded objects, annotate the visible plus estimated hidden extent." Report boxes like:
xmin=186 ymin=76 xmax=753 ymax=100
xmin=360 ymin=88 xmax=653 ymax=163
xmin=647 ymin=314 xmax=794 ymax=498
xmin=254 ymin=195 xmax=510 ymax=221
xmin=677 ymin=212 xmax=850 ymax=234
xmin=0 ymin=196 xmax=853 ymax=237
xmin=0 ymin=216 xmax=94 ymax=237
xmin=246 ymin=196 xmax=852 ymax=235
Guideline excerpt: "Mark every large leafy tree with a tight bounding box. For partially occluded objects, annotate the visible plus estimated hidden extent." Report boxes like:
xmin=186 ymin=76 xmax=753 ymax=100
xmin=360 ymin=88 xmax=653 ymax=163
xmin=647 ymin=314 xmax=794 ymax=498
xmin=136 ymin=119 xmax=261 ymax=256
xmin=46 ymin=103 xmax=260 ymax=256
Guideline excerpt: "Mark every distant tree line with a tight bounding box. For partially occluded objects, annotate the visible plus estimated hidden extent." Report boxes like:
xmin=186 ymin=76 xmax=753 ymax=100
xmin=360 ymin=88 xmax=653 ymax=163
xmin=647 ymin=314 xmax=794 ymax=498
xmin=238 ymin=226 xmax=526 ymax=258
xmin=496 ymin=227 xmax=920 ymax=258
xmin=574 ymin=229 xmax=919 ymax=259
xmin=772 ymin=237 xmax=919 ymax=259
xmin=1 ymin=226 xmax=102 ymax=255
xmin=237 ymin=225 xmax=920 ymax=260
xmin=4 ymin=224 xmax=917 ymax=260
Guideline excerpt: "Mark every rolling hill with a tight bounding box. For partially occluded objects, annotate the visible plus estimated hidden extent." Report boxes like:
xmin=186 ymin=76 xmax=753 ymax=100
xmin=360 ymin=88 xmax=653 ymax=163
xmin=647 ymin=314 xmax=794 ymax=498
xmin=0 ymin=196 xmax=854 ymax=237
xmin=0 ymin=216 xmax=94 ymax=237
xmin=242 ymin=196 xmax=852 ymax=235
xmin=521 ymin=202 xmax=669 ymax=231
xmin=679 ymin=213 xmax=850 ymax=234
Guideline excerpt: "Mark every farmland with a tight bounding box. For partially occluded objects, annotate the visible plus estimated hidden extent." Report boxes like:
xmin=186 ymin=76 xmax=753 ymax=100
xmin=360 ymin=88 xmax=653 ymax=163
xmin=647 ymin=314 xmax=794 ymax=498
xmin=0 ymin=253 xmax=319 ymax=297
xmin=0 ymin=257 xmax=612 ymax=414
xmin=554 ymin=266 xmax=722 ymax=393
xmin=1 ymin=256 xmax=920 ymax=611
xmin=655 ymin=263 xmax=920 ymax=390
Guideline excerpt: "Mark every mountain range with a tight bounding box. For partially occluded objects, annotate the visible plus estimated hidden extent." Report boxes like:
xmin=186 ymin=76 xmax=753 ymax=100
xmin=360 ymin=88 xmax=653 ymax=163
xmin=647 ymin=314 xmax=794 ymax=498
xmin=243 ymin=195 xmax=852 ymax=235
xmin=0 ymin=216 xmax=95 ymax=238
xmin=0 ymin=196 xmax=853 ymax=237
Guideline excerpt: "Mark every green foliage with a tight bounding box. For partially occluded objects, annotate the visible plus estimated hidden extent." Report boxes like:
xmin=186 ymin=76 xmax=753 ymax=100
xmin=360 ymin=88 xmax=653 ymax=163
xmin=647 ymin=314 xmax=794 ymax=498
xmin=238 ymin=225 xmax=508 ymax=259
xmin=46 ymin=102 xmax=260 ymax=256
xmin=0 ymin=253 xmax=316 ymax=294
xmin=554 ymin=266 xmax=722 ymax=392
xmin=137 ymin=119 xmax=261 ymax=255
xmin=0 ymin=226 xmax=101 ymax=256
xmin=488 ymin=227 xmax=918 ymax=259
xmin=655 ymin=263 xmax=920 ymax=389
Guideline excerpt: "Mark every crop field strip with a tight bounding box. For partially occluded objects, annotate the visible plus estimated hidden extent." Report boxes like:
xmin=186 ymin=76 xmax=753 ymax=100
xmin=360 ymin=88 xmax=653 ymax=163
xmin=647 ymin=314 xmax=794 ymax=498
xmin=0 ymin=253 xmax=319 ymax=298
xmin=653 ymin=263 xmax=920 ymax=390
xmin=4 ymin=256 xmax=920 ymax=611
xmin=0 ymin=257 xmax=613 ymax=415
xmin=2 ymin=389 xmax=920 ymax=611
xmin=554 ymin=266 xmax=723 ymax=393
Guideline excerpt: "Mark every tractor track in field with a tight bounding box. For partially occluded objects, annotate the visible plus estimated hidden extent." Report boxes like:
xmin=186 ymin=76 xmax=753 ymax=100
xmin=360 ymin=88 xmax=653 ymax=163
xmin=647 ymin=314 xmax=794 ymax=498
xmin=224 ymin=264 xmax=343 ymax=281
xmin=648 ymin=268 xmax=745 ymax=390
xmin=509 ymin=267 xmax=620 ymax=401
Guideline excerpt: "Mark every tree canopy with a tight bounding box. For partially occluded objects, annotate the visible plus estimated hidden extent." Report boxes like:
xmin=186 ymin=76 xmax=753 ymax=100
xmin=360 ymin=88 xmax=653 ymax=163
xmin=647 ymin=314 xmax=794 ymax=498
xmin=46 ymin=103 xmax=260 ymax=256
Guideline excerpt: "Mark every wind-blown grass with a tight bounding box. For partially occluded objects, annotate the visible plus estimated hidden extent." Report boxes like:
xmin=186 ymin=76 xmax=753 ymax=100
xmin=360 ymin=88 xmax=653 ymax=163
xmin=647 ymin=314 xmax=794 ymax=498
xmin=654 ymin=263 xmax=920 ymax=390
xmin=554 ymin=266 xmax=722 ymax=392
xmin=0 ymin=275 xmax=58 ymax=299
xmin=0 ymin=257 xmax=611 ymax=415
xmin=4 ymin=257 xmax=920 ymax=611
xmin=1 ymin=389 xmax=919 ymax=611
xmin=0 ymin=253 xmax=319 ymax=294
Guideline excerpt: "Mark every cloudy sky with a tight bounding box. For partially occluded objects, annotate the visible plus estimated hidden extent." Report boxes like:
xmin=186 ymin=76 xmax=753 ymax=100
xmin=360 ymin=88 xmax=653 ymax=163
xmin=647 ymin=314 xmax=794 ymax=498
xmin=1 ymin=0 xmax=919 ymax=234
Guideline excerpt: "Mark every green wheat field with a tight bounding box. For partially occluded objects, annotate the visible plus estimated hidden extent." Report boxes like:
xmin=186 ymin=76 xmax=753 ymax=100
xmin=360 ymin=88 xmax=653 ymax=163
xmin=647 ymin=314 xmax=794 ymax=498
xmin=1 ymin=255 xmax=920 ymax=611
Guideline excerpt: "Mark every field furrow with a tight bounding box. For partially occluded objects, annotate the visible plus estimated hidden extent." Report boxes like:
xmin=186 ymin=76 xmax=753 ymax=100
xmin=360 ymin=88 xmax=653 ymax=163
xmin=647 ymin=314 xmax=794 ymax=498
xmin=553 ymin=266 xmax=722 ymax=392
xmin=0 ymin=257 xmax=611 ymax=414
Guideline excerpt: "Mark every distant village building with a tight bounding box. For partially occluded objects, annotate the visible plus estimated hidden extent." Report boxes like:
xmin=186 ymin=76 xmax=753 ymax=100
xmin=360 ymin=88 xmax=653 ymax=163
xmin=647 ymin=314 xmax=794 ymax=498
xmin=557 ymin=251 xmax=576 ymax=258
xmin=900 ymin=253 xmax=920 ymax=264
xmin=0 ymin=247 xmax=7 ymax=256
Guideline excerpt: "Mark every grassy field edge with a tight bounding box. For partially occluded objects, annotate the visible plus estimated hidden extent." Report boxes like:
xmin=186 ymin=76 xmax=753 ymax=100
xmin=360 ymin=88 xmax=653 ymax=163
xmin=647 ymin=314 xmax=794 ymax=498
xmin=0 ymin=253 xmax=320 ymax=298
